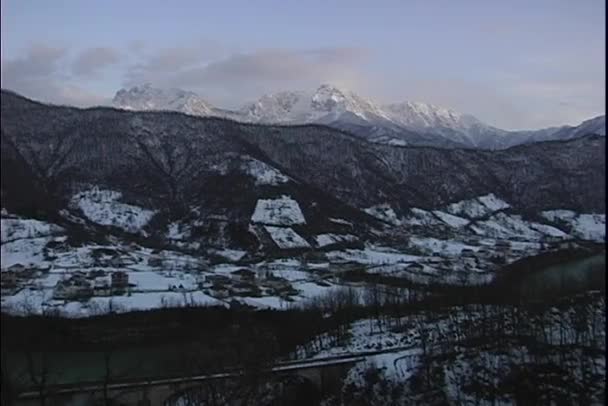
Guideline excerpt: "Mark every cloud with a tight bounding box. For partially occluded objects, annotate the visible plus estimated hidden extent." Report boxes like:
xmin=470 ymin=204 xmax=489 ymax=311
xmin=72 ymin=47 xmax=121 ymax=76
xmin=124 ymin=40 xmax=226 ymax=85
xmin=1 ymin=44 xmax=67 ymax=81
xmin=124 ymin=46 xmax=371 ymax=106
xmin=1 ymin=44 xmax=108 ymax=106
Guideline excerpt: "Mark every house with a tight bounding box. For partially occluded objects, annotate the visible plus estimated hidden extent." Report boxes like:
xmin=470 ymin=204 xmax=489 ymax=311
xmin=461 ymin=248 xmax=476 ymax=257
xmin=148 ymin=257 xmax=164 ymax=267
xmin=230 ymin=282 xmax=260 ymax=296
xmin=205 ymin=274 xmax=231 ymax=285
xmin=53 ymin=279 xmax=93 ymax=300
xmin=1 ymin=271 xmax=18 ymax=289
xmin=495 ymin=240 xmax=512 ymax=254
xmin=211 ymin=286 xmax=230 ymax=299
xmin=406 ymin=262 xmax=424 ymax=272
xmin=88 ymin=269 xmax=106 ymax=278
xmin=230 ymin=268 xmax=256 ymax=283
xmin=264 ymin=276 xmax=291 ymax=292
xmin=109 ymin=257 xmax=126 ymax=268
xmin=92 ymin=279 xmax=111 ymax=296
xmin=72 ymin=271 xmax=88 ymax=281
xmin=111 ymin=271 xmax=129 ymax=291
xmin=7 ymin=264 xmax=26 ymax=273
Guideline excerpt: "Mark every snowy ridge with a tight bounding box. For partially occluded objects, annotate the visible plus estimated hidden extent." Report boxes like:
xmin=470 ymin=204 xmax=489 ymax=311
xmin=110 ymin=84 xmax=604 ymax=149
xmin=113 ymin=84 xmax=215 ymax=116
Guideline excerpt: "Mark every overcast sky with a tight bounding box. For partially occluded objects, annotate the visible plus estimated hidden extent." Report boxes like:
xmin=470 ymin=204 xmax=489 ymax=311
xmin=1 ymin=0 xmax=605 ymax=129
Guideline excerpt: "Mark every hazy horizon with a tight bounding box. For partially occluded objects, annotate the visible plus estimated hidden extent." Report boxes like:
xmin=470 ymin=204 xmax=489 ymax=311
xmin=1 ymin=0 xmax=605 ymax=130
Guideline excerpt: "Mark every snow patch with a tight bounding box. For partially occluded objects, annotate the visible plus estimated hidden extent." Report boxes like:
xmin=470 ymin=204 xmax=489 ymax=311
xmin=264 ymin=226 xmax=310 ymax=249
xmin=315 ymin=234 xmax=357 ymax=247
xmin=71 ymin=189 xmax=156 ymax=234
xmin=447 ymin=193 xmax=510 ymax=219
xmin=251 ymin=195 xmax=306 ymax=226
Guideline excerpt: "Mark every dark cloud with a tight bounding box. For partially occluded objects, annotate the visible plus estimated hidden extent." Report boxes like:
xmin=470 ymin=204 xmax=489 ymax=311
xmin=72 ymin=47 xmax=121 ymax=76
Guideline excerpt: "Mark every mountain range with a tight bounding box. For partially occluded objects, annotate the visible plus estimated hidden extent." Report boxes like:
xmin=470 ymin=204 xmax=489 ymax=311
xmin=112 ymin=83 xmax=606 ymax=149
xmin=1 ymin=89 xmax=605 ymax=256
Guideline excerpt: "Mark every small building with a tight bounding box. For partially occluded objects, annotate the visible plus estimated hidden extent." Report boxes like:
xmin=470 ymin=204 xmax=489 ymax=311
xmin=109 ymin=257 xmax=126 ymax=268
xmin=7 ymin=264 xmax=26 ymax=273
xmin=92 ymin=279 xmax=111 ymax=296
xmin=88 ymin=269 xmax=106 ymax=278
xmin=53 ymin=279 xmax=93 ymax=300
xmin=204 ymin=274 xmax=231 ymax=286
xmin=461 ymin=248 xmax=476 ymax=258
xmin=406 ymin=262 xmax=424 ymax=272
xmin=148 ymin=257 xmax=164 ymax=267
xmin=72 ymin=271 xmax=88 ymax=281
xmin=111 ymin=271 xmax=129 ymax=290
xmin=211 ymin=286 xmax=230 ymax=299
xmin=230 ymin=268 xmax=256 ymax=283
xmin=1 ymin=271 xmax=18 ymax=289
xmin=231 ymin=282 xmax=260 ymax=296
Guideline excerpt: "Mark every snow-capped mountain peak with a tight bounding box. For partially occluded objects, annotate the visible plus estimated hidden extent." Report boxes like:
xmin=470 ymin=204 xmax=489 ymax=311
xmin=112 ymin=85 xmax=216 ymax=116
xmin=240 ymin=84 xmax=391 ymax=124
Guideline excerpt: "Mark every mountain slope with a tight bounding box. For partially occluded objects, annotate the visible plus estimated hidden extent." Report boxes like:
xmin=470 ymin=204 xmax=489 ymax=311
xmin=4 ymin=89 xmax=604 ymax=220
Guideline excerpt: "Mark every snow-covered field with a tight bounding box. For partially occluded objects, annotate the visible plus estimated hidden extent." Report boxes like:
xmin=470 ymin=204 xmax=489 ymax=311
xmin=264 ymin=226 xmax=310 ymax=249
xmin=251 ymin=195 xmax=306 ymax=226
xmin=447 ymin=193 xmax=510 ymax=219
xmin=71 ymin=189 xmax=156 ymax=234
xmin=542 ymin=210 xmax=605 ymax=241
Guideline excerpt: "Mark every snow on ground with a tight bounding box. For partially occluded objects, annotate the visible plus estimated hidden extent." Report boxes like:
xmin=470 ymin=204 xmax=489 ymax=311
xmin=541 ymin=209 xmax=577 ymax=222
xmin=1 ymin=218 xmax=64 ymax=244
xmin=315 ymin=233 xmax=357 ymax=247
xmin=364 ymin=204 xmax=401 ymax=226
xmin=471 ymin=213 xmax=542 ymax=240
xmin=446 ymin=193 xmax=509 ymax=219
xmin=241 ymin=156 xmax=290 ymax=185
xmin=209 ymin=248 xmax=247 ymax=261
xmin=409 ymin=237 xmax=479 ymax=256
xmin=402 ymin=208 xmax=443 ymax=227
xmin=239 ymin=296 xmax=290 ymax=310
xmin=326 ymin=247 xmax=420 ymax=265
xmin=432 ymin=210 xmax=469 ymax=228
xmin=528 ymin=222 xmax=569 ymax=238
xmin=1 ymin=237 xmax=53 ymax=268
xmin=292 ymin=281 xmax=340 ymax=299
xmin=71 ymin=189 xmax=156 ymax=234
xmin=1 ymin=288 xmax=225 ymax=317
xmin=571 ymin=214 xmax=606 ymax=241
xmin=128 ymin=271 xmax=197 ymax=291
xmin=329 ymin=218 xmax=354 ymax=227
xmin=251 ymin=196 xmax=306 ymax=226
xmin=165 ymin=222 xmax=191 ymax=241
xmin=264 ymin=226 xmax=310 ymax=249
xmin=541 ymin=210 xmax=605 ymax=241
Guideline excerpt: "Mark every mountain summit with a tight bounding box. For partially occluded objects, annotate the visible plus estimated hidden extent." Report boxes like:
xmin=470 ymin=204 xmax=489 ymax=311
xmin=112 ymin=84 xmax=216 ymax=116
xmin=110 ymin=84 xmax=605 ymax=149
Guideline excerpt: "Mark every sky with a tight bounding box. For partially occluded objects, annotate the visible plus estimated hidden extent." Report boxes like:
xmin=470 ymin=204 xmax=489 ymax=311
xmin=0 ymin=0 xmax=605 ymax=130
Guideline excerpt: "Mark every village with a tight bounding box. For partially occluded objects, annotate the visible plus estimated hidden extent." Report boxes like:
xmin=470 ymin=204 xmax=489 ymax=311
xmin=0 ymin=229 xmax=580 ymax=316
